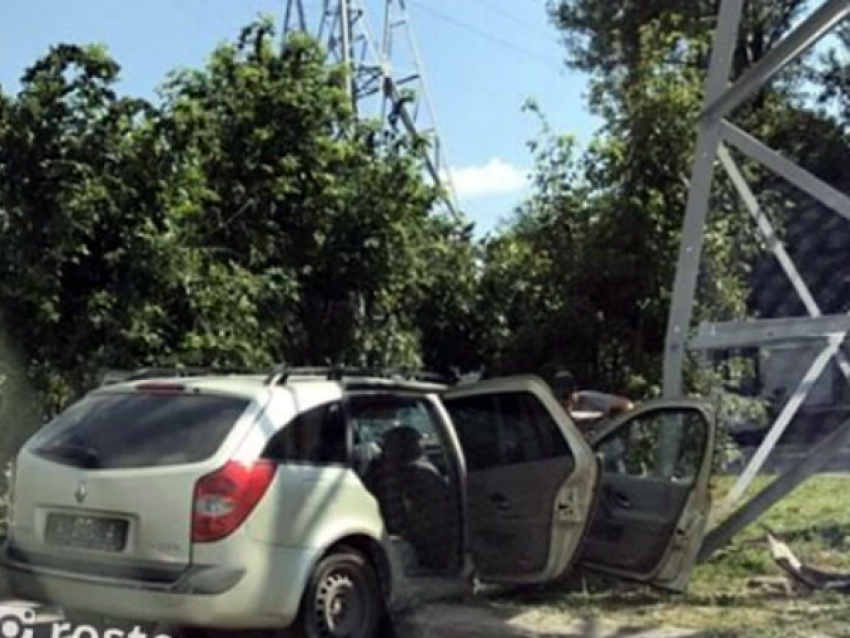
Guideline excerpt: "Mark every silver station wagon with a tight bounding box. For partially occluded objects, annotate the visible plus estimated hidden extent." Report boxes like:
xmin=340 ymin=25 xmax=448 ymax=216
xmin=1 ymin=367 xmax=715 ymax=638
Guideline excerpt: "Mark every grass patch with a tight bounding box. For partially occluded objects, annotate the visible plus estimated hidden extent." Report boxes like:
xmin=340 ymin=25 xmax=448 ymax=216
xmin=486 ymin=475 xmax=850 ymax=638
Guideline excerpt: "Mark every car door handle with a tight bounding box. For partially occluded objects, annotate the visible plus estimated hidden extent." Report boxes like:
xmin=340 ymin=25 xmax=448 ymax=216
xmin=489 ymin=493 xmax=511 ymax=511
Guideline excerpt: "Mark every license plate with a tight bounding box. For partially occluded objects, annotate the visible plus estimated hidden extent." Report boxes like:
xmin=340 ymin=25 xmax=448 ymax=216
xmin=45 ymin=514 xmax=128 ymax=552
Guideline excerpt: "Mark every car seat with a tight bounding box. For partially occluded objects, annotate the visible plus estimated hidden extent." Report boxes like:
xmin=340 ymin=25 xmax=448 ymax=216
xmin=367 ymin=425 xmax=458 ymax=571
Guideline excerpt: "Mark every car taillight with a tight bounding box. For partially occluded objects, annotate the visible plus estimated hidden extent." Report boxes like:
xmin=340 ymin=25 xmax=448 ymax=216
xmin=192 ymin=460 xmax=276 ymax=543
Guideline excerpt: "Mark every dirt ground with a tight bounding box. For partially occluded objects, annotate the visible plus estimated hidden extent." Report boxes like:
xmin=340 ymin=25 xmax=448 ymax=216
xmin=396 ymin=602 xmax=702 ymax=638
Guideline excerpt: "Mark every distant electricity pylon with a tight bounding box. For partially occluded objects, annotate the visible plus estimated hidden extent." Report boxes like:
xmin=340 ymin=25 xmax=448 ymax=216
xmin=283 ymin=0 xmax=461 ymax=221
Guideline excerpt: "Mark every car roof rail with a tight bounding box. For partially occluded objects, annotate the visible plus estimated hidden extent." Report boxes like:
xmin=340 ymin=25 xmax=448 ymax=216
xmin=100 ymin=366 xmax=260 ymax=385
xmin=264 ymin=366 xmax=334 ymax=386
xmin=263 ymin=365 xmax=458 ymax=387
xmin=263 ymin=366 xmax=385 ymax=386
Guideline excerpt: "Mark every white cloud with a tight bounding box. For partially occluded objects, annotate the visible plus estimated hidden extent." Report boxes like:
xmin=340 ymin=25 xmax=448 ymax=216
xmin=446 ymin=158 xmax=530 ymax=200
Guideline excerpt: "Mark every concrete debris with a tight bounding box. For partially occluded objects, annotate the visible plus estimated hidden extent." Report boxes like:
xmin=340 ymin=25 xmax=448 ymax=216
xmin=767 ymin=532 xmax=850 ymax=592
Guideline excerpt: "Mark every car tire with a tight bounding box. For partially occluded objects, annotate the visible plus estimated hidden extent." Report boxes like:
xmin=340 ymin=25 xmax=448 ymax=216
xmin=301 ymin=548 xmax=384 ymax=638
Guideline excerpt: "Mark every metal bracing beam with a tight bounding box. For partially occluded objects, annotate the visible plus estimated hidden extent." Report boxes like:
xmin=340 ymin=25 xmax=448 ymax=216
xmin=283 ymin=0 xmax=306 ymax=33
xmin=667 ymin=0 xmax=850 ymax=554
xmin=717 ymin=146 xmax=850 ymax=508
xmin=726 ymin=340 xmax=841 ymax=507
xmin=718 ymin=146 xmax=821 ymax=316
xmin=383 ymin=77 xmax=445 ymax=193
xmin=318 ymin=0 xmax=337 ymax=44
xmin=721 ymin=122 xmax=850 ymax=222
xmin=718 ymin=145 xmax=850 ymax=379
xmin=699 ymin=411 xmax=850 ymax=563
xmin=380 ymin=0 xmax=459 ymax=210
xmin=703 ymin=0 xmax=850 ymax=122
xmin=692 ymin=315 xmax=850 ymax=350
xmin=667 ymin=0 xmax=850 ymax=397
xmin=663 ymin=0 xmax=746 ymax=398
xmin=340 ymin=0 xmax=356 ymax=106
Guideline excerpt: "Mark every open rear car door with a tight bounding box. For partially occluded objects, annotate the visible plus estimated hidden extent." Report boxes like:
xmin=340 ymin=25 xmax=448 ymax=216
xmin=577 ymin=399 xmax=716 ymax=591
xmin=442 ymin=376 xmax=599 ymax=584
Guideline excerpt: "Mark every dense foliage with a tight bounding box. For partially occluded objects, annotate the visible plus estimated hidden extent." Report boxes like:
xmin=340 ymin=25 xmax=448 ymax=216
xmin=475 ymin=0 xmax=850 ymax=396
xmin=0 ymin=5 xmax=848 ymax=457
xmin=0 ymin=21 xmax=476 ymax=455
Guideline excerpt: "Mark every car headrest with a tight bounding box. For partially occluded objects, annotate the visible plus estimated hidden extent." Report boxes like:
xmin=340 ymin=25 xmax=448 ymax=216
xmin=381 ymin=426 xmax=424 ymax=464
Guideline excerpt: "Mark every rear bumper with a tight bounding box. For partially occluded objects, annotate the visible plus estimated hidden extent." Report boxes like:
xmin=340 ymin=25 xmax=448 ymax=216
xmin=1 ymin=541 xmax=316 ymax=629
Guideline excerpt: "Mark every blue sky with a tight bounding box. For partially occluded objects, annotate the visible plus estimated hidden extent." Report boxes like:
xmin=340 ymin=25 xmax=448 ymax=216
xmin=0 ymin=0 xmax=600 ymax=235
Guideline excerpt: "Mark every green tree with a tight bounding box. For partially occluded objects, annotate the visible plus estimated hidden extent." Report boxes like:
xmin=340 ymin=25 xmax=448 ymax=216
xmin=0 ymin=20 xmax=479 ymax=431
xmin=477 ymin=0 xmax=847 ymax=395
xmin=0 ymin=44 xmax=167 ymax=404
xmin=157 ymin=21 xmax=470 ymax=368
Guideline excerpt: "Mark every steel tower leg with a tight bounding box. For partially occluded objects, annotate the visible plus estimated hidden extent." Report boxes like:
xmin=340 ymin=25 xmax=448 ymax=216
xmin=664 ymin=0 xmax=850 ymax=556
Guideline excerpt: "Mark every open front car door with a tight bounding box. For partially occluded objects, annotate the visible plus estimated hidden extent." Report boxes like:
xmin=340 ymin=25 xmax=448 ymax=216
xmin=578 ymin=399 xmax=716 ymax=591
xmin=442 ymin=376 xmax=599 ymax=584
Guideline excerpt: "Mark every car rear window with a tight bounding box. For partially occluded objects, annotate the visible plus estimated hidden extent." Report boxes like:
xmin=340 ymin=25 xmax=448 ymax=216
xmin=32 ymin=391 xmax=250 ymax=469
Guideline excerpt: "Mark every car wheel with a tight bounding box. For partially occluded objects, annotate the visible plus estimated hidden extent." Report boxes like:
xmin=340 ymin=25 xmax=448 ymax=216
xmin=301 ymin=549 xmax=383 ymax=638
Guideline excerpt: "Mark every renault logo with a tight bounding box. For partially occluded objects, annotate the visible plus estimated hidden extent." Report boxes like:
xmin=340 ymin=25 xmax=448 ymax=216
xmin=74 ymin=481 xmax=88 ymax=504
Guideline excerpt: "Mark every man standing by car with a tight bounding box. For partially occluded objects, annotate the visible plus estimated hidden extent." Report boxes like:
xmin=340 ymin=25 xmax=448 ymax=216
xmin=548 ymin=369 xmax=634 ymax=434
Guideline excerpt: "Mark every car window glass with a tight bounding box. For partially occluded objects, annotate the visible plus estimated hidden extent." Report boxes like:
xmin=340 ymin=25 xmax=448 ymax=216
xmin=444 ymin=390 xmax=572 ymax=471
xmin=349 ymin=396 xmax=440 ymax=441
xmin=499 ymin=393 xmax=531 ymax=463
xmin=32 ymin=391 xmax=249 ymax=469
xmin=595 ymin=409 xmax=707 ymax=483
xmin=263 ymin=401 xmax=347 ymax=464
xmin=440 ymin=394 xmax=502 ymax=471
xmin=521 ymin=393 xmax=572 ymax=460
xmin=347 ymin=395 xmax=449 ymax=473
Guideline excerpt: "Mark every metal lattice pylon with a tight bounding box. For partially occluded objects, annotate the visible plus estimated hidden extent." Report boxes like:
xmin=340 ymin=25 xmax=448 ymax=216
xmin=283 ymin=0 xmax=460 ymax=220
xmin=664 ymin=0 xmax=850 ymax=558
